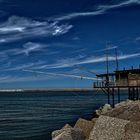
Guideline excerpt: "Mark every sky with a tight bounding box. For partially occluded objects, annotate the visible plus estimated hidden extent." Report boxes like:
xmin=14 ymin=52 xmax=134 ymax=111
xmin=0 ymin=0 xmax=140 ymax=88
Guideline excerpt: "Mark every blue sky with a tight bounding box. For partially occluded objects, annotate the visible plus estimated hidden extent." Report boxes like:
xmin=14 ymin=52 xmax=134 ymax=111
xmin=0 ymin=0 xmax=140 ymax=88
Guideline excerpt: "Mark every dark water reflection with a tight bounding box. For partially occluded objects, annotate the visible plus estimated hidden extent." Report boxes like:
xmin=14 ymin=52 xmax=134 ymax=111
xmin=0 ymin=91 xmax=128 ymax=140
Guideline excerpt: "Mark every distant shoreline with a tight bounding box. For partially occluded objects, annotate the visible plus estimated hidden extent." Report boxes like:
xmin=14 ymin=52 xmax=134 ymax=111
xmin=0 ymin=88 xmax=128 ymax=93
xmin=0 ymin=88 xmax=95 ymax=93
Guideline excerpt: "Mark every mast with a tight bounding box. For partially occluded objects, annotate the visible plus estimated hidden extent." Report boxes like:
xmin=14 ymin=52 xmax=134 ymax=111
xmin=115 ymin=47 xmax=119 ymax=71
xmin=106 ymin=44 xmax=109 ymax=84
xmin=105 ymin=44 xmax=110 ymax=104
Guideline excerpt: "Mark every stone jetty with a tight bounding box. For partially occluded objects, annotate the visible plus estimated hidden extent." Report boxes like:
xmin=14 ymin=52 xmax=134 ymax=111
xmin=52 ymin=100 xmax=140 ymax=140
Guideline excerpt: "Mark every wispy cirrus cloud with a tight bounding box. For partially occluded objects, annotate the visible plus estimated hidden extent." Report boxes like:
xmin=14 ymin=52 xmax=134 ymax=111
xmin=77 ymin=53 xmax=140 ymax=65
xmin=0 ymin=75 xmax=12 ymax=81
xmin=0 ymin=42 xmax=46 ymax=57
xmin=53 ymin=0 xmax=140 ymax=21
xmin=5 ymin=61 xmax=45 ymax=71
xmin=33 ymin=52 xmax=140 ymax=69
xmin=0 ymin=52 xmax=139 ymax=83
xmin=97 ymin=0 xmax=140 ymax=10
xmin=0 ymin=59 xmax=46 ymax=72
xmin=0 ymin=41 xmax=69 ymax=72
xmin=54 ymin=10 xmax=105 ymax=21
xmin=15 ymin=42 xmax=46 ymax=56
xmin=0 ymin=75 xmax=52 ymax=83
xmin=0 ymin=16 xmax=73 ymax=43
xmin=0 ymin=42 xmax=47 ymax=69
xmin=94 ymin=46 xmax=118 ymax=53
xmin=135 ymin=36 xmax=140 ymax=42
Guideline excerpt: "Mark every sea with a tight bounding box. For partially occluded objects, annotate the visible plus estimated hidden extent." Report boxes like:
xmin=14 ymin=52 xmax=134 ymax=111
xmin=0 ymin=91 xmax=128 ymax=140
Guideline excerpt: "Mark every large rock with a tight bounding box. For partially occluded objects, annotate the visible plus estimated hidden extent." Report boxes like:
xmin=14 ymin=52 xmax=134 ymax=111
xmin=125 ymin=121 xmax=140 ymax=133
xmin=74 ymin=118 xmax=94 ymax=138
xmin=115 ymin=100 xmax=134 ymax=108
xmin=62 ymin=124 xmax=72 ymax=129
xmin=96 ymin=104 xmax=112 ymax=116
xmin=52 ymin=128 xmax=85 ymax=140
xmin=124 ymin=121 xmax=140 ymax=140
xmin=88 ymin=115 xmax=129 ymax=140
xmin=91 ymin=117 xmax=98 ymax=124
xmin=124 ymin=132 xmax=140 ymax=140
xmin=52 ymin=124 xmax=72 ymax=139
xmin=135 ymin=100 xmax=140 ymax=109
xmin=103 ymin=104 xmax=140 ymax=121
xmin=115 ymin=100 xmax=140 ymax=109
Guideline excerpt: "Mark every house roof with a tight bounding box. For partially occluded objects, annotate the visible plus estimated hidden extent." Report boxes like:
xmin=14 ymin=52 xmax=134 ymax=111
xmin=115 ymin=68 xmax=140 ymax=74
xmin=96 ymin=68 xmax=140 ymax=77
xmin=96 ymin=73 xmax=115 ymax=77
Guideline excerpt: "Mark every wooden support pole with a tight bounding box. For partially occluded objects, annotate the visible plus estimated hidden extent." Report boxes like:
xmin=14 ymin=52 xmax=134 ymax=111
xmin=118 ymin=88 xmax=120 ymax=103
xmin=107 ymin=87 xmax=110 ymax=104
xmin=136 ymin=87 xmax=139 ymax=100
xmin=138 ymin=87 xmax=139 ymax=100
xmin=130 ymin=88 xmax=132 ymax=100
xmin=112 ymin=88 xmax=115 ymax=108
xmin=128 ymin=87 xmax=131 ymax=100
xmin=132 ymin=87 xmax=135 ymax=100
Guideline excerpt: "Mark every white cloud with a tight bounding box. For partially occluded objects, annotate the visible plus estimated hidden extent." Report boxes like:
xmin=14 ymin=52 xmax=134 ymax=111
xmin=1 ymin=52 xmax=139 ymax=83
xmin=0 ymin=62 xmax=11 ymax=70
xmin=72 ymin=36 xmax=80 ymax=41
xmin=136 ymin=37 xmax=140 ymax=41
xmin=0 ymin=51 xmax=9 ymax=62
xmin=0 ymin=27 xmax=25 ymax=32
xmin=0 ymin=75 xmax=11 ymax=81
xmin=5 ymin=61 xmax=45 ymax=71
xmin=35 ymin=53 xmax=140 ymax=69
xmin=97 ymin=0 xmax=140 ymax=10
xmin=0 ymin=16 xmax=73 ymax=43
xmin=54 ymin=10 xmax=105 ymax=21
xmin=0 ymin=42 xmax=46 ymax=57
xmin=95 ymin=46 xmax=118 ymax=53
xmin=0 ymin=42 xmax=47 ymax=71
xmin=15 ymin=42 xmax=46 ymax=56
xmin=78 ymin=53 xmax=140 ymax=65
xmin=53 ymin=0 xmax=140 ymax=21
xmin=0 ymin=75 xmax=52 ymax=83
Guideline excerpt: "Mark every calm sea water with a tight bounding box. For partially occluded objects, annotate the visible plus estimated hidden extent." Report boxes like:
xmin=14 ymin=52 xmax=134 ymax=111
xmin=0 ymin=91 xmax=128 ymax=140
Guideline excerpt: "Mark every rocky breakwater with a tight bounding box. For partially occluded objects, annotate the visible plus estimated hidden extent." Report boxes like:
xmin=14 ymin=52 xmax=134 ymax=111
xmin=52 ymin=100 xmax=140 ymax=140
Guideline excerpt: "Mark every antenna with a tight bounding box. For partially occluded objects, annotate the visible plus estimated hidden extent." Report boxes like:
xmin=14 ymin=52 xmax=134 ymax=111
xmin=115 ymin=47 xmax=119 ymax=71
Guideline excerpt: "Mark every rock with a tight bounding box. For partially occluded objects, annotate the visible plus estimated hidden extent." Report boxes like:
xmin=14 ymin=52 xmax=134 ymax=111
xmin=52 ymin=129 xmax=65 ymax=139
xmin=88 ymin=115 xmax=129 ymax=140
xmin=52 ymin=124 xmax=72 ymax=139
xmin=52 ymin=128 xmax=85 ymax=140
xmin=63 ymin=124 xmax=72 ymax=129
xmin=136 ymin=100 xmax=140 ymax=109
xmin=74 ymin=118 xmax=94 ymax=138
xmin=115 ymin=100 xmax=134 ymax=108
xmin=115 ymin=100 xmax=140 ymax=109
xmin=91 ymin=117 xmax=98 ymax=124
xmin=125 ymin=121 xmax=140 ymax=133
xmin=53 ymin=131 xmax=73 ymax=140
xmin=96 ymin=104 xmax=112 ymax=116
xmin=103 ymin=104 xmax=140 ymax=121
xmin=124 ymin=121 xmax=140 ymax=139
xmin=52 ymin=100 xmax=140 ymax=140
xmin=124 ymin=132 xmax=140 ymax=140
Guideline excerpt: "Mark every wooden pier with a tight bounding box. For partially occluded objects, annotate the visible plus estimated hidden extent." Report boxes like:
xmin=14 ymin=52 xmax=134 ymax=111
xmin=93 ymin=67 xmax=140 ymax=107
